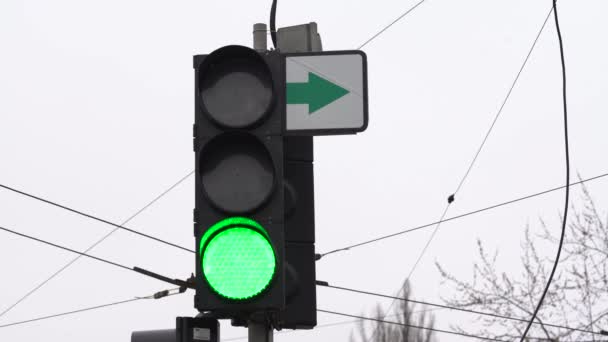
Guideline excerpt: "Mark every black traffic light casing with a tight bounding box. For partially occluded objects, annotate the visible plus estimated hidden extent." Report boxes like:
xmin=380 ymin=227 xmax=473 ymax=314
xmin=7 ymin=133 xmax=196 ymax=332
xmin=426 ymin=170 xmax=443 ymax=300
xmin=176 ymin=317 xmax=220 ymax=342
xmin=280 ymin=136 xmax=317 ymax=329
xmin=283 ymin=136 xmax=315 ymax=243
xmin=131 ymin=317 xmax=220 ymax=342
xmin=193 ymin=45 xmax=285 ymax=316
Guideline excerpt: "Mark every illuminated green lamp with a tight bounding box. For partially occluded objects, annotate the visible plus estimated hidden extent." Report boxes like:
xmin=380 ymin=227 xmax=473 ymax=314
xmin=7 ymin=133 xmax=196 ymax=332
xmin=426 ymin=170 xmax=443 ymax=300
xmin=199 ymin=217 xmax=276 ymax=301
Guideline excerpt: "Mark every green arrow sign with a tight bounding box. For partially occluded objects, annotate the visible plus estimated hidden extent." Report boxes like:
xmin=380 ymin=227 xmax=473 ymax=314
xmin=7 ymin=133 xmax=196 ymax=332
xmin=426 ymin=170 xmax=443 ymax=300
xmin=286 ymin=72 xmax=350 ymax=114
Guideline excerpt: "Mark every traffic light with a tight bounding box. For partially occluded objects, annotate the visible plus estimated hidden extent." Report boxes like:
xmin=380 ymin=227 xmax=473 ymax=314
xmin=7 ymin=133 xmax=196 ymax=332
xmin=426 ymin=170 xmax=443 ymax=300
xmin=192 ymin=44 xmax=366 ymax=328
xmin=193 ymin=45 xmax=285 ymax=316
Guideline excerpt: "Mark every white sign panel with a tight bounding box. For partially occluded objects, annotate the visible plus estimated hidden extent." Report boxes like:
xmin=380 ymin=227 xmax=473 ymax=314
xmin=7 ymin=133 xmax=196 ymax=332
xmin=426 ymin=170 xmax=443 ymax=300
xmin=285 ymin=51 xmax=368 ymax=135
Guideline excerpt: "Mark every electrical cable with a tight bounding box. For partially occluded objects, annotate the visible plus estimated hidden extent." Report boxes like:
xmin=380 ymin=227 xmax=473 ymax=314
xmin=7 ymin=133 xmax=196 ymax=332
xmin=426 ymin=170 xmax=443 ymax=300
xmin=357 ymin=9 xmax=556 ymax=338
xmin=319 ymin=171 xmax=608 ymax=258
xmin=0 ymin=287 xmax=184 ymax=329
xmin=269 ymin=0 xmax=277 ymax=48
xmin=358 ymin=0 xmax=427 ymax=49
xmin=0 ymin=182 xmax=194 ymax=254
xmin=393 ymin=1 xmax=553 ymax=299
xmin=222 ymin=308 xmax=447 ymax=341
xmin=381 ymin=0 xmax=550 ymax=298
xmin=0 ymin=225 xmax=134 ymax=272
xmin=365 ymin=203 xmax=450 ymax=342
xmin=454 ymin=6 xmax=554 ymax=195
xmin=0 ymin=225 xmax=190 ymax=289
xmin=519 ymin=0 xmax=569 ymax=340
xmin=20 ymin=172 xmax=606 ymax=305
xmin=0 ymin=299 xmax=441 ymax=336
xmin=401 ymin=203 xmax=450 ymax=281
xmin=322 ymin=169 xmax=606 ymax=342
xmin=0 ymin=170 xmax=194 ymax=319
xmin=1 ymin=299 xmax=140 ymax=329
xmin=319 ymin=283 xmax=606 ymax=337
xmin=318 ymin=309 xmax=510 ymax=341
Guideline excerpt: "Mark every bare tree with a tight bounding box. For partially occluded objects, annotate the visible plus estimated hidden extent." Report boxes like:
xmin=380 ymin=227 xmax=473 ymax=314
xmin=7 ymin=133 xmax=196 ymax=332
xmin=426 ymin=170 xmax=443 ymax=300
xmin=351 ymin=280 xmax=436 ymax=342
xmin=436 ymin=182 xmax=608 ymax=341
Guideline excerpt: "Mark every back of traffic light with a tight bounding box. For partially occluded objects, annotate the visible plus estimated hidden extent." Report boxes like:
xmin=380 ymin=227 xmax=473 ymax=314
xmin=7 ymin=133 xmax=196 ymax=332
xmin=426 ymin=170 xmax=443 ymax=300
xmin=281 ymin=135 xmax=317 ymax=329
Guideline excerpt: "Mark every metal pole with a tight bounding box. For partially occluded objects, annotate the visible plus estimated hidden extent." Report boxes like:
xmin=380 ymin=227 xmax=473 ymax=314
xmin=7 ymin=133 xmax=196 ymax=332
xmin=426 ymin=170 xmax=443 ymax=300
xmin=253 ymin=23 xmax=268 ymax=52
xmin=248 ymin=322 xmax=273 ymax=342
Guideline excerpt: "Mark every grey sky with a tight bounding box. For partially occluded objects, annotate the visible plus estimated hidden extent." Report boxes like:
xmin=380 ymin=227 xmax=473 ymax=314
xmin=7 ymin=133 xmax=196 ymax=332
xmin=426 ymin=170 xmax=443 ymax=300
xmin=1 ymin=0 xmax=607 ymax=341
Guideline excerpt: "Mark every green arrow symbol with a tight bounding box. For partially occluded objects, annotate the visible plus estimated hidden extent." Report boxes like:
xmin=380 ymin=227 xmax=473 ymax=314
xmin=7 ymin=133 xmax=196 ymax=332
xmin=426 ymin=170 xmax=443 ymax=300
xmin=287 ymin=72 xmax=350 ymax=114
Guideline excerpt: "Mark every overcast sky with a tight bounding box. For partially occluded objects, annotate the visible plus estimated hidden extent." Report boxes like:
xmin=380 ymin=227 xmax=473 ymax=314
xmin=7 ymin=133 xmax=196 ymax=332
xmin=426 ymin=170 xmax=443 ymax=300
xmin=1 ymin=0 xmax=608 ymax=341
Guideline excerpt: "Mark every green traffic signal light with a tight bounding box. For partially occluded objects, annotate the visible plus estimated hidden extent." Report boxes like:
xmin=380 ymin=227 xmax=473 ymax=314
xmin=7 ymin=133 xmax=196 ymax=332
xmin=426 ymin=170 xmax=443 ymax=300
xmin=200 ymin=217 xmax=276 ymax=301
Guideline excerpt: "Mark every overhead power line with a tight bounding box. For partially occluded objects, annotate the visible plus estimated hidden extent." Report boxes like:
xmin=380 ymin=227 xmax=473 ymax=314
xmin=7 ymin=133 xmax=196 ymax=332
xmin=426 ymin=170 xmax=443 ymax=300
xmin=358 ymin=0 xmax=427 ymax=49
xmin=365 ymin=6 xmax=556 ymax=340
xmin=269 ymin=0 xmax=278 ymax=48
xmin=222 ymin=308 xmax=446 ymax=341
xmin=366 ymin=202 xmax=451 ymax=342
xmin=0 ymin=225 xmax=191 ymax=289
xmin=0 ymin=294 xmax=441 ymax=336
xmin=0 ymin=287 xmax=184 ymax=329
xmin=520 ymin=1 xmax=569 ymax=341
xmin=320 ymin=171 xmax=608 ymax=258
xmin=1 ymin=299 xmax=139 ymax=329
xmin=0 ymin=170 xmax=193 ymax=320
xmin=0 ymin=225 xmax=134 ymax=272
xmin=319 ymin=283 xmax=606 ymax=337
xmin=453 ymin=6 xmax=554 ymax=195
xmin=400 ymin=203 xmax=450 ymax=282
xmin=0 ymin=181 xmax=194 ymax=254
xmin=318 ymin=309 xmax=510 ymax=342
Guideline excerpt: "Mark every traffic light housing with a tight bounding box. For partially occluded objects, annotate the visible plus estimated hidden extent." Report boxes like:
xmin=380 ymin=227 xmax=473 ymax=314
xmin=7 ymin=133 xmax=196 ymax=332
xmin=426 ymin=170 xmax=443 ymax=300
xmin=280 ymin=136 xmax=317 ymax=329
xmin=131 ymin=317 xmax=220 ymax=342
xmin=193 ymin=45 xmax=319 ymax=328
xmin=193 ymin=45 xmax=285 ymax=316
